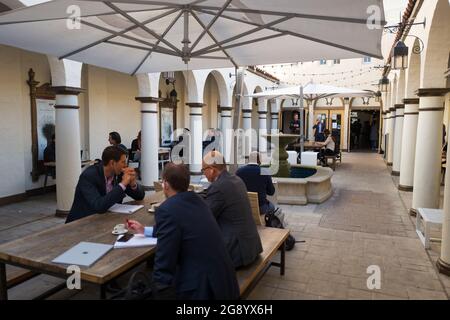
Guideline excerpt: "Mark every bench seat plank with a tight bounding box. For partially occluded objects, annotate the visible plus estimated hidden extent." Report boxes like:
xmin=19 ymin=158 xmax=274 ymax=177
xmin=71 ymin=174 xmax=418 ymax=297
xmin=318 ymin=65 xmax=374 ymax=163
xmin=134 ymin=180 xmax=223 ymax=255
xmin=237 ymin=227 xmax=289 ymax=296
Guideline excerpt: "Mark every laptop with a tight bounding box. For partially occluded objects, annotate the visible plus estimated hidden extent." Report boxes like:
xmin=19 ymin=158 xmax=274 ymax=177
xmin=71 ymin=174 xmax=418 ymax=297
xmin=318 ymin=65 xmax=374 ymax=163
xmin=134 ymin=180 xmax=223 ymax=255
xmin=52 ymin=242 xmax=113 ymax=267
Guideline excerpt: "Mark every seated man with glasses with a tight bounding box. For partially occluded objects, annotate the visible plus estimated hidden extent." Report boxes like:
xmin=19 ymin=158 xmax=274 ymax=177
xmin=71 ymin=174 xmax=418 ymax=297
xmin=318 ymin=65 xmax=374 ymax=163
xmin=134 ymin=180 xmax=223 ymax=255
xmin=201 ymin=151 xmax=263 ymax=269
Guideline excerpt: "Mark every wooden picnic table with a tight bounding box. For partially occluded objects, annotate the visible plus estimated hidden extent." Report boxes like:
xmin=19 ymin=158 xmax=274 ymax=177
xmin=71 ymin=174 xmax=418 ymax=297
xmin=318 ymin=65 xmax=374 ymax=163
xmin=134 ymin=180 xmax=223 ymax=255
xmin=0 ymin=191 xmax=166 ymax=300
xmin=293 ymin=141 xmax=323 ymax=151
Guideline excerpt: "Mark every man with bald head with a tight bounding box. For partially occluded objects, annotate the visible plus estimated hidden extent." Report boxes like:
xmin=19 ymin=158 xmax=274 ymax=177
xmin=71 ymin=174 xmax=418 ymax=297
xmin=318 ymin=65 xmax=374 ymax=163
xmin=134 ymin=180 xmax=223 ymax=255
xmin=201 ymin=151 xmax=262 ymax=268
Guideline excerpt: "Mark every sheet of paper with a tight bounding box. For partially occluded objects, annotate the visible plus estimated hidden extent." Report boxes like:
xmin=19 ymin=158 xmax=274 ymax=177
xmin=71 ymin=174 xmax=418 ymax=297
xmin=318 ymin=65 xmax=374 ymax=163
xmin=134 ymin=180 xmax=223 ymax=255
xmin=114 ymin=234 xmax=157 ymax=249
xmin=109 ymin=204 xmax=144 ymax=214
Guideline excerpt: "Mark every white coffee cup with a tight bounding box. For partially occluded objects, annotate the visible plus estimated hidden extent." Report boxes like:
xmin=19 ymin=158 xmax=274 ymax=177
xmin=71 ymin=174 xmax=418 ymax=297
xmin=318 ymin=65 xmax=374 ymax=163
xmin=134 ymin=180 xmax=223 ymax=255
xmin=113 ymin=224 xmax=126 ymax=233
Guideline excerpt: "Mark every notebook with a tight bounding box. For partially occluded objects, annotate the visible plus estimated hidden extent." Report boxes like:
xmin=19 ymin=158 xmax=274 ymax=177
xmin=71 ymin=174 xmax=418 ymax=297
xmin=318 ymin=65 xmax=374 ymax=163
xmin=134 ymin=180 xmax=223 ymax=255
xmin=109 ymin=204 xmax=144 ymax=214
xmin=52 ymin=242 xmax=113 ymax=267
xmin=114 ymin=234 xmax=157 ymax=249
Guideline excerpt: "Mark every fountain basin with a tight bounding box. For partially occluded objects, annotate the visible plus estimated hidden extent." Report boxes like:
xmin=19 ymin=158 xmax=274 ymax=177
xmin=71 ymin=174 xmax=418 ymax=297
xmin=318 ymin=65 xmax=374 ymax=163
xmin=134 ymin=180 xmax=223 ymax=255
xmin=271 ymin=165 xmax=333 ymax=205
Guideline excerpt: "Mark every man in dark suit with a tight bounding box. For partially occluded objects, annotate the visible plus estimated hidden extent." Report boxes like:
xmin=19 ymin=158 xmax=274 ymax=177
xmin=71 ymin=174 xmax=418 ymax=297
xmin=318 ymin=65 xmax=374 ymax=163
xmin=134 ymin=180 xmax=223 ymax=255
xmin=128 ymin=163 xmax=239 ymax=300
xmin=236 ymin=151 xmax=275 ymax=215
xmin=66 ymin=146 xmax=145 ymax=223
xmin=201 ymin=151 xmax=263 ymax=269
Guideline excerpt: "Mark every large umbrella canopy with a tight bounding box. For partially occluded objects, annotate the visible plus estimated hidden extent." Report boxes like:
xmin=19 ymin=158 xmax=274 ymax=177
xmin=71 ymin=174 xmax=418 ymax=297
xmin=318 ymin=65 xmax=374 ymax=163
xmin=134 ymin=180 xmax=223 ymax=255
xmin=0 ymin=0 xmax=385 ymax=75
xmin=248 ymin=82 xmax=375 ymax=101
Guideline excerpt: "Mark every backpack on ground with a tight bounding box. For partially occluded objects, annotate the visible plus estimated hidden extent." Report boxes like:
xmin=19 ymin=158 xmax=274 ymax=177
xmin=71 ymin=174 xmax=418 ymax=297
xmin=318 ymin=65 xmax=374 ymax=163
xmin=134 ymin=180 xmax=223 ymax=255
xmin=264 ymin=207 xmax=296 ymax=251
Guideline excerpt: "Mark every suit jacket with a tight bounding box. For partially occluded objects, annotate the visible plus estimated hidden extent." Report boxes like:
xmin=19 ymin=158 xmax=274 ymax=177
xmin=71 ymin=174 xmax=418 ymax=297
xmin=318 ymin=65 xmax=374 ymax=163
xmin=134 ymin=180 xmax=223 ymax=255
xmin=66 ymin=163 xmax=145 ymax=223
xmin=236 ymin=164 xmax=275 ymax=208
xmin=152 ymin=191 xmax=239 ymax=300
xmin=204 ymin=171 xmax=263 ymax=268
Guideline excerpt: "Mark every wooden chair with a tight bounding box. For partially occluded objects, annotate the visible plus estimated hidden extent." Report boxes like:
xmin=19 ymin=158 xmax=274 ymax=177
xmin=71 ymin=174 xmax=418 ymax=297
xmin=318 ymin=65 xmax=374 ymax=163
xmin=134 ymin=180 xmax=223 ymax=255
xmin=247 ymin=192 xmax=264 ymax=226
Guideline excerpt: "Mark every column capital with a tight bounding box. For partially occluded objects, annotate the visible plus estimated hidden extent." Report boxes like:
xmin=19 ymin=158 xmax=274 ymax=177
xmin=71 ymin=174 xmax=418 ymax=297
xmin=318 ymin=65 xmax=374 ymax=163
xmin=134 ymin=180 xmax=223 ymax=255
xmin=270 ymin=112 xmax=279 ymax=116
xmin=186 ymin=102 xmax=206 ymax=108
xmin=219 ymin=106 xmax=233 ymax=111
xmin=242 ymin=109 xmax=252 ymax=113
xmin=389 ymin=107 xmax=396 ymax=112
xmin=403 ymin=98 xmax=419 ymax=105
xmin=135 ymin=96 xmax=161 ymax=103
xmin=394 ymin=104 xmax=405 ymax=109
xmin=416 ymin=88 xmax=450 ymax=97
xmin=52 ymin=86 xmax=84 ymax=95
xmin=257 ymin=111 xmax=268 ymax=115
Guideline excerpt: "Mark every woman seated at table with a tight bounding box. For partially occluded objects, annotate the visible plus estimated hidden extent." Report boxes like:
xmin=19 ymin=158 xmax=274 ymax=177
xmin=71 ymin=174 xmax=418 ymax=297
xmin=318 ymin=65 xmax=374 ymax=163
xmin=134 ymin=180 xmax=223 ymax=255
xmin=315 ymin=129 xmax=335 ymax=165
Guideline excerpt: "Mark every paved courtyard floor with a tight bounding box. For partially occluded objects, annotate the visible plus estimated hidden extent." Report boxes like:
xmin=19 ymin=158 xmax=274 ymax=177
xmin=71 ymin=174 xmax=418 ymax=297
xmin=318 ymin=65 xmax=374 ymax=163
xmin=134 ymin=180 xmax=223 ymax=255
xmin=1 ymin=152 xmax=449 ymax=299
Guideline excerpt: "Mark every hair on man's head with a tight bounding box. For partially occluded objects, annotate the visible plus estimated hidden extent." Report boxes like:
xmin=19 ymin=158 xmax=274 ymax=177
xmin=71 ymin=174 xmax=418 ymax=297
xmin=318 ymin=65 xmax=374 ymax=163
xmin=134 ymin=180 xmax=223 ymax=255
xmin=109 ymin=131 xmax=122 ymax=144
xmin=162 ymin=163 xmax=190 ymax=192
xmin=102 ymin=146 xmax=127 ymax=164
xmin=203 ymin=151 xmax=226 ymax=171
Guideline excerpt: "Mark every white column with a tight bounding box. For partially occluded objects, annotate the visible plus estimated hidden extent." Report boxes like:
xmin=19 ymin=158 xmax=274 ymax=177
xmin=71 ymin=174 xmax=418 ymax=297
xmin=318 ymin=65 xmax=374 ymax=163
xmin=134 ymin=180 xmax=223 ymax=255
xmin=258 ymin=111 xmax=268 ymax=153
xmin=242 ymin=108 xmax=252 ymax=157
xmin=411 ymin=89 xmax=446 ymax=215
xmin=381 ymin=111 xmax=387 ymax=154
xmin=220 ymin=106 xmax=233 ymax=163
xmin=308 ymin=102 xmax=314 ymax=141
xmin=437 ymin=89 xmax=450 ymax=276
xmin=271 ymin=112 xmax=279 ymax=134
xmin=392 ymin=104 xmax=405 ymax=175
xmin=187 ymin=103 xmax=204 ymax=173
xmin=136 ymin=97 xmax=159 ymax=187
xmin=53 ymin=88 xmax=82 ymax=215
xmin=399 ymin=98 xmax=419 ymax=191
xmin=343 ymin=100 xmax=350 ymax=150
xmin=387 ymin=107 xmax=396 ymax=166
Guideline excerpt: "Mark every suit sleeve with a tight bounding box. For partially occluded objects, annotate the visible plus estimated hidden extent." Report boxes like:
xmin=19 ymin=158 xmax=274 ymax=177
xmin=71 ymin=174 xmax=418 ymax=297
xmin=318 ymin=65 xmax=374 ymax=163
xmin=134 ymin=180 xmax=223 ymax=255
xmin=204 ymin=183 xmax=225 ymax=219
xmin=152 ymin=207 xmax=181 ymax=289
xmin=125 ymin=183 xmax=145 ymax=200
xmin=78 ymin=174 xmax=125 ymax=213
xmin=266 ymin=176 xmax=275 ymax=196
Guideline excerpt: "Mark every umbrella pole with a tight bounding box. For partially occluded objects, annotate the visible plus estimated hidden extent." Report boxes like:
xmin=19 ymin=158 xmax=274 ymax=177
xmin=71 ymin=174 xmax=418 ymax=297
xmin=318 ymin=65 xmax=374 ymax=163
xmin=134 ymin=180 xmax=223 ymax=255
xmin=299 ymin=86 xmax=304 ymax=156
xmin=230 ymin=67 xmax=245 ymax=173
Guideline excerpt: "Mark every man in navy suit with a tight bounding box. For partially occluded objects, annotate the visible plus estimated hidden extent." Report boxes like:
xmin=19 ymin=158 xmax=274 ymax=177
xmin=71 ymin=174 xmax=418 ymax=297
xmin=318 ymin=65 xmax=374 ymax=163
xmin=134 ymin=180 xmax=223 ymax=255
xmin=128 ymin=163 xmax=239 ymax=300
xmin=66 ymin=146 xmax=145 ymax=223
xmin=236 ymin=151 xmax=276 ymax=215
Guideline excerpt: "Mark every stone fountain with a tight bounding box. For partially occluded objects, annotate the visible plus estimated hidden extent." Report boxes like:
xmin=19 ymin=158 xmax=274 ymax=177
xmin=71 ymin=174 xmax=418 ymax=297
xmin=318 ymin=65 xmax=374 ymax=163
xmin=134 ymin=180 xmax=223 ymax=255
xmin=264 ymin=133 xmax=299 ymax=177
xmin=263 ymin=133 xmax=333 ymax=205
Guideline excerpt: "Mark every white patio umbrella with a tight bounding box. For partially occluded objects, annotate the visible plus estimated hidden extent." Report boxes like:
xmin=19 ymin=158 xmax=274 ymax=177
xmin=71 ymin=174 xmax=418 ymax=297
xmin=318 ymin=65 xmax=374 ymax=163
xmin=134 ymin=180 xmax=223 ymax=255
xmin=0 ymin=0 xmax=386 ymax=75
xmin=0 ymin=0 xmax=385 ymax=170
xmin=247 ymin=82 xmax=376 ymax=153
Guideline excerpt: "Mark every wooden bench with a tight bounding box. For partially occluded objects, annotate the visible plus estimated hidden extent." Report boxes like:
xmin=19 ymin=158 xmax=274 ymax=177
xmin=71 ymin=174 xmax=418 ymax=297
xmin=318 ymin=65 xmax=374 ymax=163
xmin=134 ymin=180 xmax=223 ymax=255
xmin=237 ymin=227 xmax=289 ymax=299
xmin=248 ymin=192 xmax=264 ymax=226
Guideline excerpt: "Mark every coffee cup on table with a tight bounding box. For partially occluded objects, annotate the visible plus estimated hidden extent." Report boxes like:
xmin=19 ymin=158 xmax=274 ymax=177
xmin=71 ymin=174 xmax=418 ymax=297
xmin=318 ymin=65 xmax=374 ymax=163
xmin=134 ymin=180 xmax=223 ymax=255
xmin=113 ymin=223 xmax=127 ymax=234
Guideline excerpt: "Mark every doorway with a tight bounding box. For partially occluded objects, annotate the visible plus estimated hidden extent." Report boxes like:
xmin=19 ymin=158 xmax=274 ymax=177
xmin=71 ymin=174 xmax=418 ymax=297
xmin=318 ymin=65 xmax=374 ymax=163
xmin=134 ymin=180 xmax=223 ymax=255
xmin=349 ymin=110 xmax=379 ymax=152
xmin=313 ymin=109 xmax=344 ymax=149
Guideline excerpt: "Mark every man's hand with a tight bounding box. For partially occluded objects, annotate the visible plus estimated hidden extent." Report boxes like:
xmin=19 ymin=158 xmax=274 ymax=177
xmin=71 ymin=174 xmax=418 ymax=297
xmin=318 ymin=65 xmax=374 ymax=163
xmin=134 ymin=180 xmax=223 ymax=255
xmin=126 ymin=219 xmax=145 ymax=234
xmin=121 ymin=168 xmax=136 ymax=187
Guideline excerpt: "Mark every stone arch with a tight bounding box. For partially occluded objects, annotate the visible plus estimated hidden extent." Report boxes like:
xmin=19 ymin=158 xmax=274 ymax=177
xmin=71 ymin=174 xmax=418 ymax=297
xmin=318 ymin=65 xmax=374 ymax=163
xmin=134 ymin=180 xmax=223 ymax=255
xmin=396 ymin=70 xmax=406 ymax=103
xmin=182 ymin=70 xmax=202 ymax=103
xmin=208 ymin=70 xmax=231 ymax=107
xmin=421 ymin=0 xmax=450 ymax=88
xmin=405 ymin=38 xmax=422 ymax=98
xmin=47 ymin=56 xmax=82 ymax=87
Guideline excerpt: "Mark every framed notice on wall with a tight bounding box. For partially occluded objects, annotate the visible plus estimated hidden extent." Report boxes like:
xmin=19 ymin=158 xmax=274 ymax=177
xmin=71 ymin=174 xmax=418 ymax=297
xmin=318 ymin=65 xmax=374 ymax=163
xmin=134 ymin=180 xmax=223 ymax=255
xmin=36 ymin=99 xmax=56 ymax=161
xmin=27 ymin=68 xmax=56 ymax=181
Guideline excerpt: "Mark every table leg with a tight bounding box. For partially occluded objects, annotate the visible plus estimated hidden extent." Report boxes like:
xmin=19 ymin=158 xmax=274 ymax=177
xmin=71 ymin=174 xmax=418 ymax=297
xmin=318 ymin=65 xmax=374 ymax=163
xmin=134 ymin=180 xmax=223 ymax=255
xmin=0 ymin=262 xmax=7 ymax=300
xmin=100 ymin=284 xmax=106 ymax=300
xmin=280 ymin=242 xmax=285 ymax=276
